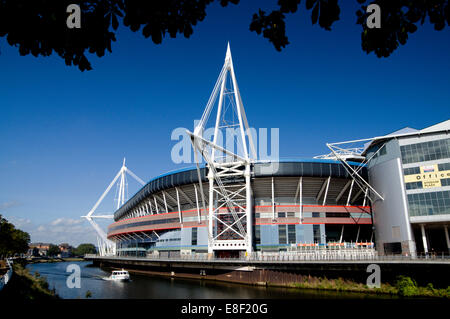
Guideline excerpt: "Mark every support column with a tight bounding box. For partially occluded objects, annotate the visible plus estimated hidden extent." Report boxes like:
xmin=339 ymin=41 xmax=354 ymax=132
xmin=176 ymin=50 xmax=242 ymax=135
xmin=322 ymin=176 xmax=331 ymax=206
xmin=163 ymin=192 xmax=169 ymax=213
xmin=421 ymin=224 xmax=428 ymax=255
xmin=245 ymin=164 xmax=253 ymax=254
xmin=299 ymin=177 xmax=303 ymax=223
xmin=356 ymin=225 xmax=360 ymax=243
xmin=444 ymin=225 xmax=450 ymax=254
xmin=271 ymin=177 xmax=275 ymax=220
xmin=339 ymin=225 xmax=345 ymax=243
xmin=346 ymin=180 xmax=354 ymax=206
xmin=208 ymin=171 xmax=214 ymax=254
xmin=176 ymin=188 xmax=182 ymax=224
xmin=153 ymin=197 xmax=159 ymax=214
xmin=194 ymin=184 xmax=201 ymax=223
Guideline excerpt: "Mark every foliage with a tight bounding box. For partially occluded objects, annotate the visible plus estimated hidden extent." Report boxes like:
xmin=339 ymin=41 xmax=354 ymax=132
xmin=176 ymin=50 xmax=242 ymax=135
xmin=287 ymin=274 xmax=450 ymax=298
xmin=0 ymin=214 xmax=30 ymax=257
xmin=0 ymin=1 xmax=448 ymax=71
xmin=0 ymin=263 xmax=58 ymax=299
xmin=395 ymin=275 xmax=418 ymax=296
xmin=73 ymin=243 xmax=97 ymax=256
xmin=47 ymin=244 xmax=61 ymax=257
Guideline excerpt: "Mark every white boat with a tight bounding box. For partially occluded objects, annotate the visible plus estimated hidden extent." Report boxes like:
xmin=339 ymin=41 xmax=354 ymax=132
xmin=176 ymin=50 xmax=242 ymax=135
xmin=104 ymin=269 xmax=130 ymax=281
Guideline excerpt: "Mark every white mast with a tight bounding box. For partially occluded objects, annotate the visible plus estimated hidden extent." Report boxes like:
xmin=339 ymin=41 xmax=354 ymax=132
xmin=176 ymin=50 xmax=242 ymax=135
xmin=188 ymin=43 xmax=256 ymax=256
xmin=81 ymin=158 xmax=145 ymax=256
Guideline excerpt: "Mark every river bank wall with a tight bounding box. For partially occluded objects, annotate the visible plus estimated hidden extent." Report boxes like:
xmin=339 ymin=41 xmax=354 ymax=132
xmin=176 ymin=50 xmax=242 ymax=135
xmin=87 ymin=255 xmax=450 ymax=291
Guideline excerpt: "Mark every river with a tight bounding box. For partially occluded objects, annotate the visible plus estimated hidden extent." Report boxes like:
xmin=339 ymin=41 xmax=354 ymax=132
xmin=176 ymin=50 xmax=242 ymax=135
xmin=26 ymin=261 xmax=396 ymax=299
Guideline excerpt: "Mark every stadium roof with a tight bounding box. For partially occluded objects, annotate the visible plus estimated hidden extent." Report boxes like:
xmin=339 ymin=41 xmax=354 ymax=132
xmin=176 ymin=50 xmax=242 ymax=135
xmin=362 ymin=119 xmax=450 ymax=155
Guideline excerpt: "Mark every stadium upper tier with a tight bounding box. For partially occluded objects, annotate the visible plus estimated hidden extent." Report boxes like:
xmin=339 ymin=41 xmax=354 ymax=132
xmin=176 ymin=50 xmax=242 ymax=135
xmin=113 ymin=159 xmax=367 ymax=222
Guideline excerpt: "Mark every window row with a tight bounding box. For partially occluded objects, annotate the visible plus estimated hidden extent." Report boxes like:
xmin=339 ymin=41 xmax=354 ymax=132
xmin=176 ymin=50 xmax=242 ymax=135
xmin=255 ymin=212 xmax=297 ymax=218
xmin=372 ymin=145 xmax=387 ymax=159
xmin=407 ymin=190 xmax=450 ymax=217
xmin=405 ymin=181 xmax=423 ymax=190
xmin=400 ymin=138 xmax=450 ymax=164
xmin=254 ymin=225 xmax=297 ymax=246
xmin=404 ymin=167 xmax=421 ymax=176
xmin=278 ymin=224 xmax=296 ymax=244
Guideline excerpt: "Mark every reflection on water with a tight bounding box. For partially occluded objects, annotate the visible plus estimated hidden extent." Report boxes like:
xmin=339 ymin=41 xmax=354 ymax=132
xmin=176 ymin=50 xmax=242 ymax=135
xmin=27 ymin=261 xmax=395 ymax=299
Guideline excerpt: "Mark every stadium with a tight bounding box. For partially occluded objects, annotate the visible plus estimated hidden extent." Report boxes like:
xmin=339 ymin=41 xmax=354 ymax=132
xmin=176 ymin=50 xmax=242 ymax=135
xmin=107 ymin=160 xmax=373 ymax=258
xmin=86 ymin=44 xmax=449 ymax=260
xmin=102 ymin=44 xmax=374 ymax=259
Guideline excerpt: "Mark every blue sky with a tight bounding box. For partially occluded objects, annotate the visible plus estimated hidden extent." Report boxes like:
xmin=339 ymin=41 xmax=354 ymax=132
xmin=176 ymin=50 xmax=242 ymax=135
xmin=1 ymin=1 xmax=449 ymax=246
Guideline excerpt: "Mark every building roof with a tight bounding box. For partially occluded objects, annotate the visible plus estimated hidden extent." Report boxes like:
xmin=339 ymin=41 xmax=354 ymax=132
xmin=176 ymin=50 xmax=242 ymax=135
xmin=362 ymin=119 xmax=450 ymax=154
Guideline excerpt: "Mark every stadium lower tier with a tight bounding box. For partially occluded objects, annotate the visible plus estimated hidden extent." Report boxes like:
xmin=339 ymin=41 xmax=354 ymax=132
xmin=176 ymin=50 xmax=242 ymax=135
xmin=107 ymin=204 xmax=373 ymax=257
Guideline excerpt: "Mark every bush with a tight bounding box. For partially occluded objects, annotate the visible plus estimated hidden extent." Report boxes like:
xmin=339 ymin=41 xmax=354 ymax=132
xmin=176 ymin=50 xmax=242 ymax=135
xmin=396 ymin=276 xmax=417 ymax=297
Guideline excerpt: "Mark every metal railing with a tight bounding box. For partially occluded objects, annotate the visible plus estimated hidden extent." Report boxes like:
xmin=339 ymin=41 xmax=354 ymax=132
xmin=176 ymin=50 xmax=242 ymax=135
xmin=85 ymin=251 xmax=450 ymax=263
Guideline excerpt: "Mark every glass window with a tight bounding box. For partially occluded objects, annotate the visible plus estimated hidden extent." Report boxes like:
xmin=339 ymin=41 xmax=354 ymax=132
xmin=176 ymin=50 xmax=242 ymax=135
xmin=401 ymin=138 xmax=450 ymax=164
xmin=288 ymin=225 xmax=296 ymax=244
xmin=438 ymin=162 xmax=450 ymax=171
xmin=405 ymin=181 xmax=423 ymax=190
xmin=278 ymin=212 xmax=286 ymax=218
xmin=191 ymin=227 xmax=197 ymax=246
xmin=403 ymin=167 xmax=420 ymax=175
xmin=407 ymin=190 xmax=450 ymax=217
xmin=255 ymin=225 xmax=261 ymax=245
xmin=278 ymin=225 xmax=287 ymax=244
xmin=313 ymin=225 xmax=321 ymax=243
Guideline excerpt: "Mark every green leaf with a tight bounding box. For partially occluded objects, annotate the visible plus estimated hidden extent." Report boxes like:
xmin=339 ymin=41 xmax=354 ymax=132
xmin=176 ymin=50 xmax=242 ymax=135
xmin=311 ymin=3 xmax=319 ymax=25
xmin=306 ymin=0 xmax=316 ymax=10
xmin=112 ymin=14 xmax=119 ymax=30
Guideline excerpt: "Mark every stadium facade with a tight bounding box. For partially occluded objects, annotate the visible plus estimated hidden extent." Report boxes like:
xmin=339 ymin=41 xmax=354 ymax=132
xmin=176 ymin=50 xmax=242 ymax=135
xmin=107 ymin=160 xmax=373 ymax=258
xmin=363 ymin=121 xmax=450 ymax=256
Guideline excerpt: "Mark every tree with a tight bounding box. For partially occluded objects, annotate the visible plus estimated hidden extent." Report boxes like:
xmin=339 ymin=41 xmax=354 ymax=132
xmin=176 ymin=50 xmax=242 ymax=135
xmin=0 ymin=215 xmax=30 ymax=257
xmin=73 ymin=243 xmax=96 ymax=256
xmin=47 ymin=244 xmax=60 ymax=257
xmin=0 ymin=1 xmax=449 ymax=71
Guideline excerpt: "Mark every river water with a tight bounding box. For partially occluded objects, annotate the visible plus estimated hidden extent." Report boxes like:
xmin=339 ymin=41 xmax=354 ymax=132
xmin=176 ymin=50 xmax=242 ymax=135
xmin=27 ymin=261 xmax=395 ymax=299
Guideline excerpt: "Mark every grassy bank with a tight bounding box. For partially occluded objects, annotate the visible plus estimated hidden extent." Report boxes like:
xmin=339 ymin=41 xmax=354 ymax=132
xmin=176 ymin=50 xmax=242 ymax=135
xmin=0 ymin=262 xmax=58 ymax=300
xmin=285 ymin=275 xmax=450 ymax=298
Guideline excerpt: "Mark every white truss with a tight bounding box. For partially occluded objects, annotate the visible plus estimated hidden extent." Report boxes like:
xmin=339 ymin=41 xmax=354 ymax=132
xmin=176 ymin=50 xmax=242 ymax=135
xmin=81 ymin=158 xmax=145 ymax=256
xmin=325 ymin=139 xmax=385 ymax=204
xmin=314 ymin=147 xmax=365 ymax=161
xmin=187 ymin=43 xmax=256 ymax=254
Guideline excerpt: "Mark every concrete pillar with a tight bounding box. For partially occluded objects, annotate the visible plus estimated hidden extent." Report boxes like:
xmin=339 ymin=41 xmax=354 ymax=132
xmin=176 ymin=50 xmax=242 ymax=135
xmin=356 ymin=226 xmax=360 ymax=243
xmin=208 ymin=173 xmax=214 ymax=255
xmin=245 ymin=164 xmax=253 ymax=254
xmin=420 ymin=224 xmax=428 ymax=255
xmin=444 ymin=225 xmax=450 ymax=254
xmin=339 ymin=225 xmax=345 ymax=243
